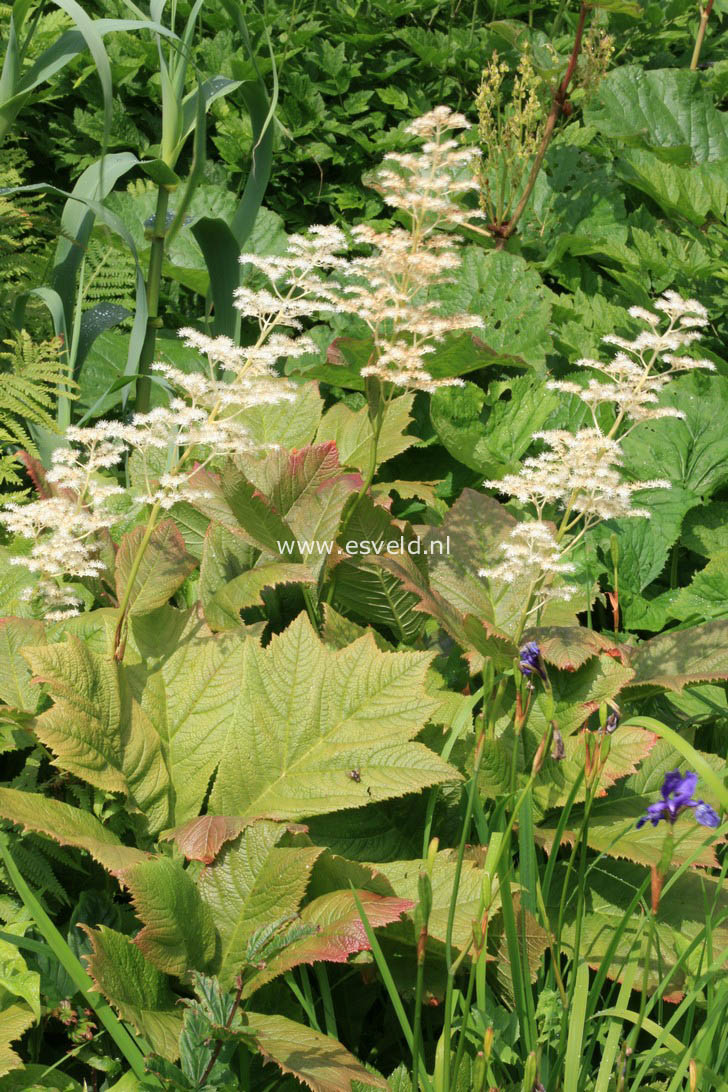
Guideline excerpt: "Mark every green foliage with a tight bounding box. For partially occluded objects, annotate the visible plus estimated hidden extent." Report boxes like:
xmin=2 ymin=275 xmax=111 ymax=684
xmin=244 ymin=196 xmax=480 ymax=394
xmin=2 ymin=1 xmax=728 ymax=1090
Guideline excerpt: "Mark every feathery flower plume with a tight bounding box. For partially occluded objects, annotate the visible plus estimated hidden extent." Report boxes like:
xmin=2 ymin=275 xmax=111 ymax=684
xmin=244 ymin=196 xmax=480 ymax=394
xmin=233 ymin=109 xmax=484 ymax=392
xmin=546 ymin=291 xmax=714 ymax=427
xmin=481 ymin=291 xmax=711 ymax=620
xmin=479 ymin=521 xmax=577 ymax=611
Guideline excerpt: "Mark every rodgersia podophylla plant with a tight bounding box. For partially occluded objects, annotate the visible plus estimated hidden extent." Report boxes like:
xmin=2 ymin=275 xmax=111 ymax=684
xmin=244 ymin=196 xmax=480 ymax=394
xmin=480 ymin=291 xmax=714 ymax=636
xmin=0 ymin=108 xmax=484 ymax=624
xmin=241 ymin=107 xmax=484 ymax=394
xmin=0 ymin=320 xmax=309 ymax=621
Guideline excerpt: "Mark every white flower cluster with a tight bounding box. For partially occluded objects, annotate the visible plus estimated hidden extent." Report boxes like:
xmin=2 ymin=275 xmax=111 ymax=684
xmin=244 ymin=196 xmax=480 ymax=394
xmin=2 ymin=431 xmax=126 ymax=619
xmin=235 ymin=108 xmax=484 ymax=392
xmin=481 ymin=291 xmax=712 ymax=620
xmin=0 ymin=318 xmax=304 ymax=616
xmin=489 ymin=429 xmax=670 ymax=525
xmin=479 ymin=521 xmax=578 ymax=613
xmin=1 ymin=107 xmax=491 ymax=619
xmin=547 ymin=291 xmax=713 ymax=426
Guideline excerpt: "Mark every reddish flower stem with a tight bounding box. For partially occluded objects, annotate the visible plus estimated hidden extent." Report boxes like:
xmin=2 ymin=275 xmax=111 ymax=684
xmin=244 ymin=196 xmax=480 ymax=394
xmin=494 ymin=2 xmax=590 ymax=247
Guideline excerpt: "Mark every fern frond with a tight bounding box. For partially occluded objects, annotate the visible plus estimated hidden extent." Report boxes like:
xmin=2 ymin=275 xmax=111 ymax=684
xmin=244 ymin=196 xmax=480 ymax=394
xmin=0 ymin=836 xmax=71 ymax=907
xmin=0 ymin=333 xmax=75 ymax=486
xmin=83 ymin=230 xmax=136 ymax=312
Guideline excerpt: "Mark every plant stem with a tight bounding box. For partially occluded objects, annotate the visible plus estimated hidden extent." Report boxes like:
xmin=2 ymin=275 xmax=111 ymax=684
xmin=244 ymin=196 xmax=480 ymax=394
xmin=495 ymin=1 xmax=589 ymax=246
xmin=690 ymin=0 xmax=714 ymax=70
xmin=135 ymin=185 xmax=171 ymax=415
xmin=411 ymin=931 xmax=427 ymax=1091
xmin=198 ymin=975 xmax=245 ymax=1088
xmin=441 ymin=718 xmax=488 ymax=1092
xmin=0 ymin=835 xmax=153 ymax=1086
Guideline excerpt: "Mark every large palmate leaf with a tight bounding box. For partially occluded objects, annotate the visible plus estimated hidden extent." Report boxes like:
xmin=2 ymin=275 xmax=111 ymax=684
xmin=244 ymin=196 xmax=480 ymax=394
xmin=0 ymin=789 xmax=147 ymax=873
xmin=24 ymin=614 xmax=259 ymax=830
xmin=432 ymin=249 xmax=554 ymax=367
xmin=115 ymin=519 xmax=196 ymax=616
xmin=117 ymin=858 xmax=217 ymax=977
xmin=23 ymin=637 xmax=172 ymax=832
xmin=127 ymin=615 xmax=248 ymax=824
xmin=204 ymin=561 xmax=318 ymax=631
xmin=237 ymin=382 xmax=323 ymax=449
xmin=672 ymin=550 xmax=728 ymax=622
xmin=209 ymin=612 xmax=457 ymax=818
xmin=591 ymin=485 xmax=699 ymax=598
xmin=235 ymin=1012 xmax=387 ymax=1091
xmin=550 ymin=857 xmax=728 ymax=997
xmin=682 ymin=501 xmax=728 ymax=558
xmin=373 ymin=851 xmax=499 ymax=953
xmin=616 ymin=149 xmax=728 ymax=225
xmin=586 ymin=67 xmax=728 ymax=163
xmin=198 ymin=820 xmax=323 ymax=988
xmin=430 ymin=377 xmax=559 ymax=478
xmin=83 ymin=926 xmax=181 ymax=1060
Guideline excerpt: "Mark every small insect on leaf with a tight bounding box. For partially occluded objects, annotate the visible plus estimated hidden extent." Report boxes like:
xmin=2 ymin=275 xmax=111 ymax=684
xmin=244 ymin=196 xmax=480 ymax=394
xmin=348 ymin=768 xmax=361 ymax=782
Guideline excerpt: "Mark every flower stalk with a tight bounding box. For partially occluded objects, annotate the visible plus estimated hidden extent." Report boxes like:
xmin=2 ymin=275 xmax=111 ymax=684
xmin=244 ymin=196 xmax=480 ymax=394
xmin=690 ymin=0 xmax=715 ymax=70
xmin=493 ymin=2 xmax=589 ymax=245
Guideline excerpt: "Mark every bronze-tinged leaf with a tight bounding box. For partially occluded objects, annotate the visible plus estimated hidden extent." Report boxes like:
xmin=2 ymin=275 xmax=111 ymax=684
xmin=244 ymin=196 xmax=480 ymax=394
xmin=161 ymin=815 xmax=250 ymax=864
xmin=117 ymin=857 xmax=217 ymax=976
xmin=526 ymin=625 xmax=626 ymax=672
xmin=198 ymin=820 xmax=323 ymax=988
xmin=83 ymin=925 xmax=182 ymax=1060
xmin=243 ymin=890 xmax=413 ymax=996
xmin=243 ymin=1012 xmax=387 ymax=1091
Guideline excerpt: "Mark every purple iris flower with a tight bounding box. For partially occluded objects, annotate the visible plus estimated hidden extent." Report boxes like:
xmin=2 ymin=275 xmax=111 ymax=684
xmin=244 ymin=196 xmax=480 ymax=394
xmin=636 ymin=769 xmax=720 ymax=829
xmin=519 ymin=642 xmax=546 ymax=681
